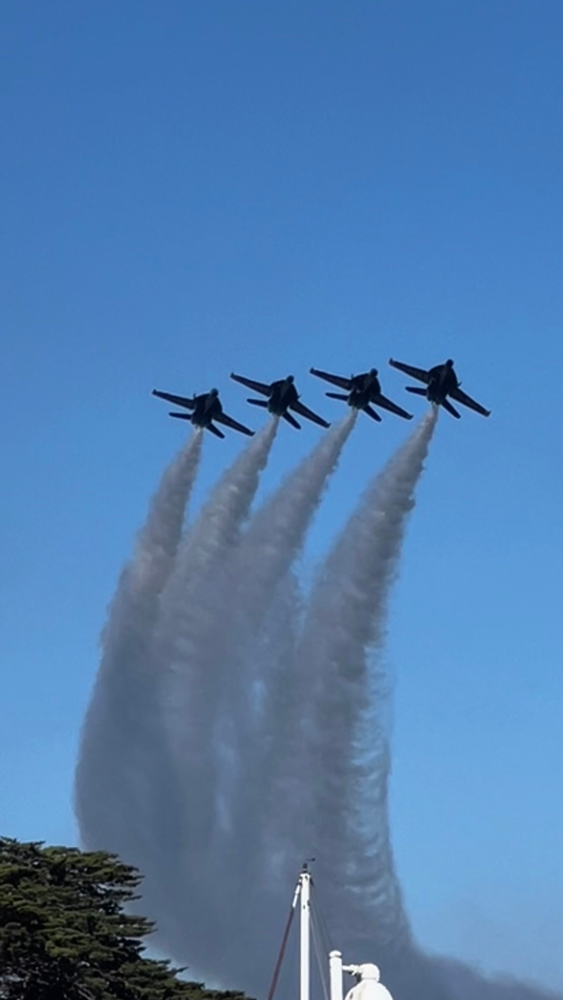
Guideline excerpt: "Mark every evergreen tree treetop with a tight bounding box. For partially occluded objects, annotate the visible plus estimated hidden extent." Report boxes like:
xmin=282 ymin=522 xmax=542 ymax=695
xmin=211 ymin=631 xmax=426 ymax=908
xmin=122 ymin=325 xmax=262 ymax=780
xmin=0 ymin=838 xmax=254 ymax=1000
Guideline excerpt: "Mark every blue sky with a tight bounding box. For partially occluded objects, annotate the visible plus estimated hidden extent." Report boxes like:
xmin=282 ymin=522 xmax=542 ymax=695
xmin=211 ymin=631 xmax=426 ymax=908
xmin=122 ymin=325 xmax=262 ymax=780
xmin=1 ymin=0 xmax=561 ymax=991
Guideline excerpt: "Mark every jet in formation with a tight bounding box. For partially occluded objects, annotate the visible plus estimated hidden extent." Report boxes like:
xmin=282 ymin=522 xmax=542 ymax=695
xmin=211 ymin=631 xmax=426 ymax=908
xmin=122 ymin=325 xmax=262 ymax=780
xmin=388 ymin=359 xmax=491 ymax=419
xmin=309 ymin=367 xmax=413 ymax=422
xmin=230 ymin=373 xmax=330 ymax=430
xmin=152 ymin=387 xmax=254 ymax=438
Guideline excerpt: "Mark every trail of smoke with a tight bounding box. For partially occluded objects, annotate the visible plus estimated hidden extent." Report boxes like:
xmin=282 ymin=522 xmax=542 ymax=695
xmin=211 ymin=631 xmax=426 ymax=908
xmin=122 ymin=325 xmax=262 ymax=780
xmin=164 ymin=572 xmax=305 ymax=988
xmin=75 ymin=431 xmax=204 ymax=872
xmin=150 ymin=398 xmax=426 ymax=992
xmin=77 ymin=424 xmax=278 ymax=971
xmin=233 ymin=412 xmax=357 ymax=635
xmin=217 ymin=570 xmax=303 ymax=844
xmin=191 ymin=413 xmax=440 ymax=999
xmin=215 ymin=413 xmax=357 ymax=831
xmin=152 ymin=417 xmax=356 ymax=983
xmin=166 ymin=414 xmax=356 ymax=985
xmin=196 ymin=406 xmax=563 ymax=1000
xmin=218 ymin=573 xmax=303 ymax=959
xmin=76 ymin=414 xmax=562 ymax=1000
xmin=152 ymin=421 xmax=278 ymax=886
xmin=216 ymin=415 xmax=357 ymax=868
xmin=264 ymin=413 xmax=437 ymax=967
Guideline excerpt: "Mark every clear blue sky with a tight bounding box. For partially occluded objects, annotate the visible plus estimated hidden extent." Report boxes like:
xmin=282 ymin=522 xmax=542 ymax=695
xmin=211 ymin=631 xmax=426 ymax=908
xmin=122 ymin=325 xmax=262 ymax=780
xmin=1 ymin=1 xmax=561 ymax=992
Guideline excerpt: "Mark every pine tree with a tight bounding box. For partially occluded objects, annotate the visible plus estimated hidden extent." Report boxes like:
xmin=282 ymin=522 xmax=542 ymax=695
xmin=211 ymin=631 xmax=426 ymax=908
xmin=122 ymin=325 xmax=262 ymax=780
xmin=0 ymin=838 xmax=253 ymax=1000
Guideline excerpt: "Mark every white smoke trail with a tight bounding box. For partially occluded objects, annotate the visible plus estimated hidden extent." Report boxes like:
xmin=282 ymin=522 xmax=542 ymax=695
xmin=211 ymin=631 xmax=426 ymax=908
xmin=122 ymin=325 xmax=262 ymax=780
xmin=215 ymin=415 xmax=357 ymax=868
xmin=147 ymin=416 xmax=358 ymax=979
xmin=75 ymin=430 xmax=204 ymax=869
xmin=152 ymin=421 xmax=279 ymax=885
xmin=211 ymin=570 xmax=305 ymax=978
xmin=152 ymin=416 xmax=356 ymax=967
xmin=76 ymin=412 xmax=562 ymax=1000
xmin=285 ymin=412 xmax=437 ymax=963
xmin=232 ymin=412 xmax=357 ymax=635
xmin=150 ymin=414 xmax=436 ymax=994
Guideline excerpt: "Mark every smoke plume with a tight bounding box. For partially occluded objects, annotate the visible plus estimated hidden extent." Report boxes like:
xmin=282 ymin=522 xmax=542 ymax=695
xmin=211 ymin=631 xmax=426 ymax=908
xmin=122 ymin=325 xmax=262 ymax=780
xmin=75 ymin=431 xmax=203 ymax=877
xmin=76 ymin=413 xmax=559 ymax=1000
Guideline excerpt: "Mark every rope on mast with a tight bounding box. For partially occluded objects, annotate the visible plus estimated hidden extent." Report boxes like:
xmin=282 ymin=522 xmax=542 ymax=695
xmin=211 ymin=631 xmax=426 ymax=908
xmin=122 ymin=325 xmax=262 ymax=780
xmin=310 ymin=903 xmax=331 ymax=1000
xmin=310 ymin=877 xmax=334 ymax=956
xmin=265 ymin=881 xmax=300 ymax=1000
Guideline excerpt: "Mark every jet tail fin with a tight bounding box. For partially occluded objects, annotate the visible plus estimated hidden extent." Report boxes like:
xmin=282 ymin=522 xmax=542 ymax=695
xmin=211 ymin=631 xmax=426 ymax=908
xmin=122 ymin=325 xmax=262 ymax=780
xmin=247 ymin=398 xmax=269 ymax=408
xmin=169 ymin=411 xmax=192 ymax=420
xmin=206 ymin=422 xmax=226 ymax=438
xmin=405 ymin=386 xmax=427 ymax=396
xmin=363 ymin=404 xmax=382 ymax=422
xmin=325 ymin=392 xmax=349 ymax=401
xmin=282 ymin=411 xmax=301 ymax=429
xmin=441 ymin=398 xmax=461 ymax=419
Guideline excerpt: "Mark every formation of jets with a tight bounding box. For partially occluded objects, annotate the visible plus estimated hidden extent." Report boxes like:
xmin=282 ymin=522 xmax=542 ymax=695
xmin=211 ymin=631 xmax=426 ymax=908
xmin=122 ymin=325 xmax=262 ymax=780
xmin=152 ymin=359 xmax=490 ymax=438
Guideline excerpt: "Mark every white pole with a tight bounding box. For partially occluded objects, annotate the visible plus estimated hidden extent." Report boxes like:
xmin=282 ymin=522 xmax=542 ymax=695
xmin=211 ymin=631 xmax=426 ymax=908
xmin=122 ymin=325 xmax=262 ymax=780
xmin=329 ymin=950 xmax=343 ymax=1000
xmin=299 ymin=867 xmax=311 ymax=1000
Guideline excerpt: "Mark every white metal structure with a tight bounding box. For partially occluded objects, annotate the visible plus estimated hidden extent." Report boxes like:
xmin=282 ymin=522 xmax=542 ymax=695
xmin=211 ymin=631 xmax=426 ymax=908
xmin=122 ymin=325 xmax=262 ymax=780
xmin=298 ymin=866 xmax=312 ymax=1000
xmin=329 ymin=949 xmax=344 ymax=1000
xmin=267 ymin=865 xmax=395 ymax=1000
xmin=329 ymin=953 xmax=395 ymax=1000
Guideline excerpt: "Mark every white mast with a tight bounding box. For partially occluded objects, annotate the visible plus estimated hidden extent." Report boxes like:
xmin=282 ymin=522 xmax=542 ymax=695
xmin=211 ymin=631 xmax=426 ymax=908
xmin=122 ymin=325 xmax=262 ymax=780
xmin=266 ymin=863 xmax=396 ymax=1000
xmin=299 ymin=863 xmax=312 ymax=1000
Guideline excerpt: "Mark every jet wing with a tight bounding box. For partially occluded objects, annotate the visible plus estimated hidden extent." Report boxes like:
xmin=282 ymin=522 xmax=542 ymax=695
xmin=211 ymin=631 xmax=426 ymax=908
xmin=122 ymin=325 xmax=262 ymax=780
xmin=152 ymin=389 xmax=196 ymax=410
xmin=388 ymin=359 xmax=430 ymax=385
xmin=449 ymin=386 xmax=491 ymax=417
xmin=291 ymin=399 xmax=330 ymax=428
xmin=214 ymin=410 xmax=255 ymax=436
xmin=230 ymin=373 xmax=272 ymax=396
xmin=309 ymin=368 xmax=352 ymax=391
xmin=373 ymin=393 xmax=413 ymax=420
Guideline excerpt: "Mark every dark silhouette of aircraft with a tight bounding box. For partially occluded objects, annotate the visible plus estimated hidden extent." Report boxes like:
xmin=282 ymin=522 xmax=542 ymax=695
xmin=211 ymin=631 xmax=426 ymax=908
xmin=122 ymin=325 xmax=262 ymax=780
xmin=152 ymin=387 xmax=254 ymax=439
xmin=309 ymin=367 xmax=413 ymax=422
xmin=388 ymin=358 xmax=491 ymax=419
xmin=230 ymin=373 xmax=330 ymax=430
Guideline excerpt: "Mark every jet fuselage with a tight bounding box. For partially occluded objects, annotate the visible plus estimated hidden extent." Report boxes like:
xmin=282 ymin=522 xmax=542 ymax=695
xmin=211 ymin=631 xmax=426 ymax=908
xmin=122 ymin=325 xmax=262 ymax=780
xmin=347 ymin=369 xmax=382 ymax=409
xmin=426 ymin=362 xmax=459 ymax=404
xmin=191 ymin=390 xmax=222 ymax=427
xmin=267 ymin=377 xmax=299 ymax=415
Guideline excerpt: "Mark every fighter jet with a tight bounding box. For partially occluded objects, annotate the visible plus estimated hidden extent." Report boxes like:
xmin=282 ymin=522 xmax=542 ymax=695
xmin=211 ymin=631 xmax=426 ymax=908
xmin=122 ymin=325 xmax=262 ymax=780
xmin=229 ymin=373 xmax=330 ymax=430
xmin=309 ymin=367 xmax=413 ymax=422
xmin=152 ymin=387 xmax=254 ymax=438
xmin=388 ymin=358 xmax=491 ymax=419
